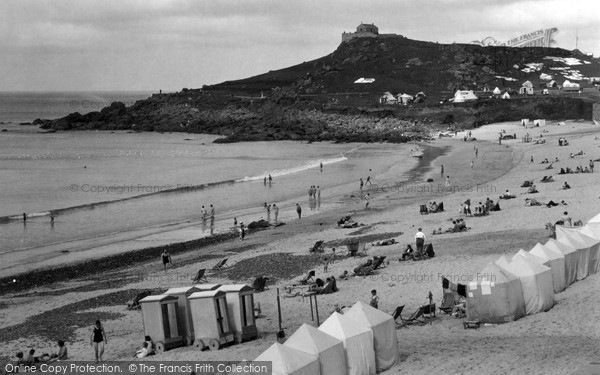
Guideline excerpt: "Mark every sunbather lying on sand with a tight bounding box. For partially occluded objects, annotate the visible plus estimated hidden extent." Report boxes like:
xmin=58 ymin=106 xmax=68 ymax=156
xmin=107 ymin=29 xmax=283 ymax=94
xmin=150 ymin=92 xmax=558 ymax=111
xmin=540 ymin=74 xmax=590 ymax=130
xmin=372 ymin=238 xmax=397 ymax=246
xmin=562 ymin=182 xmax=571 ymax=190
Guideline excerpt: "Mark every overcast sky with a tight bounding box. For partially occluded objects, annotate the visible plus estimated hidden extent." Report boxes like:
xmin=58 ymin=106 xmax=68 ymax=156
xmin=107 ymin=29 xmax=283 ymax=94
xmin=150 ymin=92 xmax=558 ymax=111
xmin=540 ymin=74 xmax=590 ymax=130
xmin=1 ymin=0 xmax=598 ymax=92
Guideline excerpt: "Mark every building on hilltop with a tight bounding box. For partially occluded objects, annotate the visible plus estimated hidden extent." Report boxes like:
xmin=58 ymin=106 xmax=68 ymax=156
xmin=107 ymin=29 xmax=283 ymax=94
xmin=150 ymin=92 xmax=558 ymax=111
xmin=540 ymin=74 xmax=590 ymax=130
xmin=342 ymin=23 xmax=379 ymax=43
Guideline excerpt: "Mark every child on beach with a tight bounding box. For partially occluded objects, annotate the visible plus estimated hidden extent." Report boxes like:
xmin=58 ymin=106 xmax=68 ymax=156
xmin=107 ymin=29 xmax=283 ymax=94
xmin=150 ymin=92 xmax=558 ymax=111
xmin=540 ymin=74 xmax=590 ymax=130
xmin=370 ymin=290 xmax=379 ymax=309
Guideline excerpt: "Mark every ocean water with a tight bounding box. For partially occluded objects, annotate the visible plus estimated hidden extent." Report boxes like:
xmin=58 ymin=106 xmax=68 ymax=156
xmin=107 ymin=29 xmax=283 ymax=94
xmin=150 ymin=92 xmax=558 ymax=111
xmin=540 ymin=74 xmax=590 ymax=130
xmin=0 ymin=92 xmax=419 ymax=276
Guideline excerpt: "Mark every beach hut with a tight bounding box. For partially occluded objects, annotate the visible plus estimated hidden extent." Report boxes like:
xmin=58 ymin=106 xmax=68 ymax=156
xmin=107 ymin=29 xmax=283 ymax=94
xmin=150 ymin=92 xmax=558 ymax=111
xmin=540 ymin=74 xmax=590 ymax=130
xmin=501 ymin=91 xmax=511 ymax=99
xmin=556 ymin=226 xmax=590 ymax=281
xmin=379 ymin=92 xmax=397 ymax=105
xmin=519 ymin=80 xmax=534 ymax=95
xmin=139 ymin=294 xmax=184 ymax=352
xmin=529 ymin=243 xmax=566 ymax=293
xmin=492 ymin=87 xmax=502 ymax=95
xmin=533 ymin=119 xmax=546 ymax=127
xmin=562 ymin=80 xmax=581 ymax=91
xmin=164 ymin=286 xmax=202 ymax=345
xmin=521 ymin=119 xmax=529 ymax=126
xmin=187 ymin=290 xmax=235 ymax=350
xmin=217 ymin=285 xmax=258 ymax=342
xmin=193 ymin=284 xmax=221 ymax=291
xmin=255 ymin=342 xmax=320 ymax=375
xmin=319 ymin=312 xmax=376 ymax=375
xmin=284 ymin=324 xmax=346 ymax=375
xmin=495 ymin=254 xmax=555 ymax=314
xmin=399 ymin=93 xmax=413 ymax=105
xmin=582 ymin=212 xmax=600 ymax=239
xmin=344 ymin=301 xmax=399 ymax=372
xmin=544 ymin=239 xmax=578 ymax=287
xmin=466 ymin=263 xmax=526 ymax=324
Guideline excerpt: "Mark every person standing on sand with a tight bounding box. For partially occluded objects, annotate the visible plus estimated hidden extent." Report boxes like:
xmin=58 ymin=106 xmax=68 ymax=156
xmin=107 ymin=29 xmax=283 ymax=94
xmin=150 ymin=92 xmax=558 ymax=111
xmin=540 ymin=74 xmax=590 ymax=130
xmin=273 ymin=204 xmax=279 ymax=223
xmin=266 ymin=204 xmax=271 ymax=221
xmin=475 ymin=148 xmax=479 ymax=158
xmin=268 ymin=174 xmax=273 ymax=184
xmin=50 ymin=212 xmax=55 ymax=224
xmin=590 ymin=160 xmax=595 ymax=173
xmin=359 ymin=178 xmax=364 ymax=191
xmin=471 ymin=160 xmax=474 ymax=169
xmin=23 ymin=213 xmax=27 ymax=223
xmin=317 ymin=186 xmax=321 ymax=199
xmin=201 ymin=206 xmax=207 ymax=221
xmin=370 ymin=290 xmax=379 ymax=309
xmin=240 ymin=223 xmax=245 ymax=240
xmin=441 ymin=165 xmax=444 ymax=177
xmin=415 ymin=228 xmax=426 ymax=255
xmin=161 ymin=250 xmax=172 ymax=271
xmin=233 ymin=217 xmax=238 ymax=227
xmin=320 ymin=162 xmax=323 ymax=172
xmin=562 ymin=211 xmax=572 ymax=226
xmin=210 ymin=204 xmax=215 ymax=219
xmin=531 ymin=156 xmax=534 ymax=163
xmin=90 ymin=320 xmax=107 ymax=363
xmin=264 ymin=177 xmax=267 ymax=185
xmin=445 ymin=176 xmax=450 ymax=187
xmin=296 ymin=203 xmax=302 ymax=219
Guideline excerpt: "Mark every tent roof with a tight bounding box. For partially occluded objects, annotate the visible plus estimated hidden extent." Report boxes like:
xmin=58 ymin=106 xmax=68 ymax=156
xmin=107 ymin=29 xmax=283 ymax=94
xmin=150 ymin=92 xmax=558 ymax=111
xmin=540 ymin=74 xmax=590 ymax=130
xmin=400 ymin=93 xmax=413 ymax=98
xmin=556 ymin=227 xmax=588 ymax=248
xmin=501 ymin=253 xmax=551 ymax=276
xmin=515 ymin=249 xmax=546 ymax=265
xmin=255 ymin=343 xmax=318 ymax=373
xmin=319 ymin=312 xmax=371 ymax=339
xmin=344 ymin=301 xmax=394 ymax=327
xmin=284 ymin=324 xmax=342 ymax=354
xmin=478 ymin=262 xmax=519 ymax=283
xmin=544 ymin=238 xmax=576 ymax=255
xmin=530 ymin=243 xmax=563 ymax=261
xmin=588 ymin=212 xmax=600 ymax=223
xmin=493 ymin=87 xmax=502 ymax=94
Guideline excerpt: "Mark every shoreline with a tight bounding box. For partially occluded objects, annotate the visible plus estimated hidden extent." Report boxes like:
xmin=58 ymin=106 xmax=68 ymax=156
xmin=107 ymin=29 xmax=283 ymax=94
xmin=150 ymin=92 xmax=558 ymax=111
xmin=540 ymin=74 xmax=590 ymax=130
xmin=0 ymin=140 xmax=446 ymax=291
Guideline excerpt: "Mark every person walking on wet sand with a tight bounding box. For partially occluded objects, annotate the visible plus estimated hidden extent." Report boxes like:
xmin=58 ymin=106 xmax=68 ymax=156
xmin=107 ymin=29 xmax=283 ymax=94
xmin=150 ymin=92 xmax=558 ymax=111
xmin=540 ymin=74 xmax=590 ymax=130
xmin=161 ymin=250 xmax=172 ymax=271
xmin=210 ymin=204 xmax=215 ymax=219
xmin=320 ymin=162 xmax=323 ymax=172
xmin=90 ymin=320 xmax=107 ymax=363
xmin=440 ymin=165 xmax=444 ymax=177
xmin=240 ymin=223 xmax=246 ymax=240
xmin=273 ymin=204 xmax=279 ymax=223
xmin=296 ymin=203 xmax=302 ymax=219
xmin=201 ymin=206 xmax=207 ymax=221
xmin=268 ymin=174 xmax=273 ymax=184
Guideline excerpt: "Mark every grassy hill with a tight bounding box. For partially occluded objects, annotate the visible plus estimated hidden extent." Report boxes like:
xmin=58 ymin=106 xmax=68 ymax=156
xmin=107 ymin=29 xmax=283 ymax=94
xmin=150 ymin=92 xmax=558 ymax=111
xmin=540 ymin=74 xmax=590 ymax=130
xmin=40 ymin=36 xmax=600 ymax=143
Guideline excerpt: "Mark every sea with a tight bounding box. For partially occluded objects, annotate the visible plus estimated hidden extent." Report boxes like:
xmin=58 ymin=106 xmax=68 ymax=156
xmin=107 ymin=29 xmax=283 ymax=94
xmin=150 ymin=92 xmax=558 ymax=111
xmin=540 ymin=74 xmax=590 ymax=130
xmin=0 ymin=92 xmax=420 ymax=277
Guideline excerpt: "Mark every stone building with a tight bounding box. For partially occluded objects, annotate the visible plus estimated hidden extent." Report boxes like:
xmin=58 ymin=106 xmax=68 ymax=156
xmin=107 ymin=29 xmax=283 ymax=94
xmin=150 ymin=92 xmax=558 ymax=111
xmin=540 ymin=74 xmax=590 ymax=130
xmin=342 ymin=23 xmax=379 ymax=43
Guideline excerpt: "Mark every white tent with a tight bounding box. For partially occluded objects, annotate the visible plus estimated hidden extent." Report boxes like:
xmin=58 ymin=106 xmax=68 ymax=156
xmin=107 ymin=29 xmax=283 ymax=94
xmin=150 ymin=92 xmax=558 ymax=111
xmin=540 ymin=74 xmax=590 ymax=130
xmin=493 ymin=87 xmax=502 ymax=95
xmin=453 ymin=90 xmax=477 ymax=103
xmin=319 ymin=312 xmax=376 ymax=375
xmin=495 ymin=254 xmax=555 ymax=314
xmin=529 ymin=243 xmax=566 ymax=293
xmin=344 ymin=301 xmax=399 ymax=372
xmin=540 ymin=73 xmax=553 ymax=80
xmin=556 ymin=226 xmax=589 ymax=281
xmin=399 ymin=93 xmax=413 ymax=105
xmin=501 ymin=92 xmax=511 ymax=99
xmin=284 ymin=324 xmax=346 ymax=375
xmin=582 ymin=212 xmax=600 ymax=239
xmin=563 ymin=80 xmax=580 ymax=90
xmin=556 ymin=227 xmax=600 ymax=275
xmin=544 ymin=238 xmax=578 ymax=286
xmin=466 ymin=263 xmax=526 ymax=323
xmin=534 ymin=119 xmax=546 ymax=127
xmin=380 ymin=92 xmax=397 ymax=104
xmin=255 ymin=342 xmax=321 ymax=375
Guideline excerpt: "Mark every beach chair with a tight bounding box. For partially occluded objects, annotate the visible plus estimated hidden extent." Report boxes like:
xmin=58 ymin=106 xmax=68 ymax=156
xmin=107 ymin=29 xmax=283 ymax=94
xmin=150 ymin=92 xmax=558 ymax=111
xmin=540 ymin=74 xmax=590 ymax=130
xmin=309 ymin=240 xmax=325 ymax=253
xmin=298 ymin=270 xmax=316 ymax=285
xmin=192 ymin=268 xmax=208 ymax=283
xmin=212 ymin=258 xmax=230 ymax=271
xmin=439 ymin=289 xmax=460 ymax=314
xmin=371 ymin=256 xmax=387 ymax=270
xmin=392 ymin=305 xmax=406 ymax=328
xmin=419 ymin=204 xmax=428 ymax=215
xmin=396 ymin=306 xmax=426 ymax=327
xmin=126 ymin=291 xmax=152 ymax=310
xmin=252 ymin=276 xmax=269 ymax=292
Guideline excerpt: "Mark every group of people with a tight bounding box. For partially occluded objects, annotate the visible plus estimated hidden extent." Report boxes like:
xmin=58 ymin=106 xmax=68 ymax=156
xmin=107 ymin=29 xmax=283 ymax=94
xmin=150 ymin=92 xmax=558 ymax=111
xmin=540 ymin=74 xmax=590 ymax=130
xmin=200 ymin=204 xmax=215 ymax=221
xmin=459 ymin=198 xmax=498 ymax=216
xmin=263 ymin=202 xmax=280 ymax=223
xmin=559 ymin=163 xmax=594 ymax=174
xmin=263 ymin=174 xmax=273 ymax=185
xmin=10 ymin=342 xmax=67 ymax=370
xmin=133 ymin=336 xmax=155 ymax=359
xmin=307 ymin=185 xmax=321 ymax=199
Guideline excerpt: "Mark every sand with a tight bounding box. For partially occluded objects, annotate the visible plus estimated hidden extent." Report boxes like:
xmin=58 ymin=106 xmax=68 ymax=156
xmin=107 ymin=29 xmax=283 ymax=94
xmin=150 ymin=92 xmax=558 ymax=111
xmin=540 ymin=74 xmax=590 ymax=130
xmin=2 ymin=120 xmax=600 ymax=374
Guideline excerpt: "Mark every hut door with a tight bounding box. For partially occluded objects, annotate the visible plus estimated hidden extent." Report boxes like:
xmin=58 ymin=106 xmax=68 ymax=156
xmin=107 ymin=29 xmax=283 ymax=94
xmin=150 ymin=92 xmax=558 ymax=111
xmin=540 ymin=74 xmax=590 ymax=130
xmin=161 ymin=302 xmax=179 ymax=339
xmin=215 ymin=297 xmax=229 ymax=334
xmin=241 ymin=294 xmax=255 ymax=327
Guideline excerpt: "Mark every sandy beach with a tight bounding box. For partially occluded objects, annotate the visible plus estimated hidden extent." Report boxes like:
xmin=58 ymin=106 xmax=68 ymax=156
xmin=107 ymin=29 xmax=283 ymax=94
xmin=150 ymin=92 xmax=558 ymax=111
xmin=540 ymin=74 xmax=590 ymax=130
xmin=2 ymin=120 xmax=600 ymax=374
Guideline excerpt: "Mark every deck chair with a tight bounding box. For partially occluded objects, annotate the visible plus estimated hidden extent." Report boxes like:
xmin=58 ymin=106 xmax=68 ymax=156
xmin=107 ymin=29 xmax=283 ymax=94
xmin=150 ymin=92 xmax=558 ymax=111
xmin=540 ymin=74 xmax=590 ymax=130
xmin=392 ymin=305 xmax=406 ymax=328
xmin=126 ymin=291 xmax=151 ymax=310
xmin=309 ymin=240 xmax=325 ymax=253
xmin=192 ymin=268 xmax=208 ymax=283
xmin=298 ymin=270 xmax=316 ymax=285
xmin=252 ymin=276 xmax=269 ymax=292
xmin=212 ymin=258 xmax=229 ymax=271
xmin=396 ymin=306 xmax=426 ymax=327
xmin=419 ymin=204 xmax=428 ymax=214
xmin=371 ymin=256 xmax=387 ymax=270
xmin=439 ymin=289 xmax=460 ymax=314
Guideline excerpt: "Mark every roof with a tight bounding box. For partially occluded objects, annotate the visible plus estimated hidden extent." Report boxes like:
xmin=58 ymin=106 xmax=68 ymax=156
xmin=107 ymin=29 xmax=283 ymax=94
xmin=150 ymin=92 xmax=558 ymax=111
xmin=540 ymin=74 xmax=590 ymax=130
xmin=319 ymin=312 xmax=372 ymax=339
xmin=477 ymin=262 xmax=519 ymax=283
xmin=544 ymin=238 xmax=576 ymax=255
xmin=255 ymin=343 xmax=319 ymax=373
xmin=139 ymin=294 xmax=178 ymax=303
xmin=193 ymin=284 xmax=221 ymax=291
xmin=529 ymin=243 xmax=563 ymax=261
xmin=165 ymin=286 xmax=201 ymax=295
xmin=497 ymin=253 xmax=551 ymax=277
xmin=218 ymin=284 xmax=253 ymax=293
xmin=344 ymin=301 xmax=394 ymax=327
xmin=284 ymin=324 xmax=343 ymax=353
xmin=188 ymin=290 xmax=225 ymax=300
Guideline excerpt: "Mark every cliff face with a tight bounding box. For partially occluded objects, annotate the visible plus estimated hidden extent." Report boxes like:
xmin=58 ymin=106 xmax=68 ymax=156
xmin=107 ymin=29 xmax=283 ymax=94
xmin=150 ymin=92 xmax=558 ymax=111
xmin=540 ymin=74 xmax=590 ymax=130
xmin=40 ymin=36 xmax=599 ymax=142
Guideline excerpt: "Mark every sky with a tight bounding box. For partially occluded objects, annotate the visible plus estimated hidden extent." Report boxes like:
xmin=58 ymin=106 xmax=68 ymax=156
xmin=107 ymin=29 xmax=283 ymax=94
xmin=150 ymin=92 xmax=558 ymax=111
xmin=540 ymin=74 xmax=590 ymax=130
xmin=1 ymin=0 xmax=599 ymax=92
